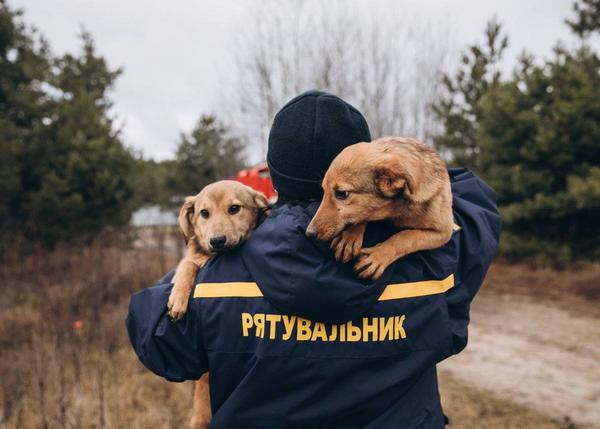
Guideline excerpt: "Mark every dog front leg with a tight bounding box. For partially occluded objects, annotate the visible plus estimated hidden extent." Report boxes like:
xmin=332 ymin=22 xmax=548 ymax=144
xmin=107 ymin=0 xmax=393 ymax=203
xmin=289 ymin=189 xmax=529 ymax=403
xmin=168 ymin=245 xmax=209 ymax=320
xmin=355 ymin=228 xmax=450 ymax=279
xmin=331 ymin=222 xmax=367 ymax=263
xmin=190 ymin=373 xmax=212 ymax=429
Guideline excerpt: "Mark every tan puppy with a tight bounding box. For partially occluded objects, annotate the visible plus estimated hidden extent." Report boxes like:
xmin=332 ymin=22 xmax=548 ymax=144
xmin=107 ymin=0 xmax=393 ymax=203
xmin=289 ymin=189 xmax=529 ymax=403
xmin=167 ymin=180 xmax=268 ymax=429
xmin=306 ymin=137 xmax=453 ymax=279
xmin=168 ymin=180 xmax=268 ymax=319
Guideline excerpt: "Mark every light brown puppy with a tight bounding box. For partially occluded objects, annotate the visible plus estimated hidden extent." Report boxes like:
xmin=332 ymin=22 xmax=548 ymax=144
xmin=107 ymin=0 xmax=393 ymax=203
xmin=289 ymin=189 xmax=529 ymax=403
xmin=168 ymin=180 xmax=268 ymax=319
xmin=306 ymin=137 xmax=453 ymax=279
xmin=167 ymin=180 xmax=268 ymax=429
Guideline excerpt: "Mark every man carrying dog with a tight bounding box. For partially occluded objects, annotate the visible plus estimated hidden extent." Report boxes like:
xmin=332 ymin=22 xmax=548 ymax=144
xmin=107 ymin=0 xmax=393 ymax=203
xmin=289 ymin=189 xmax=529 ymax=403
xmin=127 ymin=90 xmax=500 ymax=428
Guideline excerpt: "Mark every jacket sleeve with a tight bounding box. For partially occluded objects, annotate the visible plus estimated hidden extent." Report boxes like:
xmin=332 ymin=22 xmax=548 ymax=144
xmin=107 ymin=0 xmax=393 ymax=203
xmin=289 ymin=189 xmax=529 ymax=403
xmin=446 ymin=168 xmax=501 ymax=354
xmin=126 ymin=272 xmax=208 ymax=382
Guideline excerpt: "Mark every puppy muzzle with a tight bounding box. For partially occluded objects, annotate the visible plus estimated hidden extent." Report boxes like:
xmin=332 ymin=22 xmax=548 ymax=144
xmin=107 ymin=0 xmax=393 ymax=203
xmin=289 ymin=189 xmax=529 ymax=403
xmin=305 ymin=224 xmax=318 ymax=238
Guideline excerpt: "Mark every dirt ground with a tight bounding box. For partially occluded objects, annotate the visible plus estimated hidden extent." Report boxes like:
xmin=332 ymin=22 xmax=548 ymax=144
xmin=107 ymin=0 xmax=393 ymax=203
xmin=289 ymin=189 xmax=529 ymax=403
xmin=438 ymin=372 xmax=575 ymax=429
xmin=439 ymin=263 xmax=600 ymax=429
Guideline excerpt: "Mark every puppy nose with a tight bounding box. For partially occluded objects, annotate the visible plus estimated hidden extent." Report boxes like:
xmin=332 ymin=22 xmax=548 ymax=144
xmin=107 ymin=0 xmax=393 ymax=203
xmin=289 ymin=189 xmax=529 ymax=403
xmin=209 ymin=235 xmax=227 ymax=249
xmin=305 ymin=224 xmax=317 ymax=238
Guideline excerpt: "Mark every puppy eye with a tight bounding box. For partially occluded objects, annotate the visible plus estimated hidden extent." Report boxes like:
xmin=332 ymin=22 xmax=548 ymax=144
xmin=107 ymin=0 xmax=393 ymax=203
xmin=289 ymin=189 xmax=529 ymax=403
xmin=228 ymin=204 xmax=241 ymax=215
xmin=334 ymin=190 xmax=349 ymax=200
xmin=200 ymin=209 xmax=210 ymax=219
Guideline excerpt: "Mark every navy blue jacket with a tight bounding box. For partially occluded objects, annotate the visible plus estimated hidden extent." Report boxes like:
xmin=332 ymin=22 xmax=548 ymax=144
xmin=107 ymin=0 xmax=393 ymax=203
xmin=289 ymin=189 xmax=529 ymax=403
xmin=127 ymin=168 xmax=500 ymax=429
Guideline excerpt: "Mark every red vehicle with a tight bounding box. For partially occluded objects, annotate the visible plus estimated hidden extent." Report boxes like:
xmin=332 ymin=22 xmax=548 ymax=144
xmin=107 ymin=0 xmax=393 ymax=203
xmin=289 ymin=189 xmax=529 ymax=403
xmin=235 ymin=162 xmax=277 ymax=202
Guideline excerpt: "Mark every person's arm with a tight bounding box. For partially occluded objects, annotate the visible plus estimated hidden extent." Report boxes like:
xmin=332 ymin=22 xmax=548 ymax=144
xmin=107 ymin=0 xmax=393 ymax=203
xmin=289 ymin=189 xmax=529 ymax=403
xmin=126 ymin=272 xmax=208 ymax=382
xmin=445 ymin=168 xmax=501 ymax=354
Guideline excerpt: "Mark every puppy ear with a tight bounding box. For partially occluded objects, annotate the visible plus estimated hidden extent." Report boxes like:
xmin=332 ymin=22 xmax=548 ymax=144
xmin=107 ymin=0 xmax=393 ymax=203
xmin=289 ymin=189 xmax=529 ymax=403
xmin=252 ymin=191 xmax=270 ymax=225
xmin=178 ymin=196 xmax=196 ymax=244
xmin=252 ymin=191 xmax=268 ymax=209
xmin=374 ymin=167 xmax=414 ymax=198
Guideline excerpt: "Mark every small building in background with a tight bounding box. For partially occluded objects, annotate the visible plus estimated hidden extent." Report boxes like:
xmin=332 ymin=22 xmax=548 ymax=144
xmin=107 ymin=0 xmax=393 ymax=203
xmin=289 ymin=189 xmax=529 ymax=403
xmin=131 ymin=205 xmax=178 ymax=227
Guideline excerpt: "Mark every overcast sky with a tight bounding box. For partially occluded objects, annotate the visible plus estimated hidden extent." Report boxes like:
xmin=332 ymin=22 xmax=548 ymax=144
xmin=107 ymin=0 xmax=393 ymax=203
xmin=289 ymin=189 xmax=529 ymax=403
xmin=13 ymin=0 xmax=594 ymax=161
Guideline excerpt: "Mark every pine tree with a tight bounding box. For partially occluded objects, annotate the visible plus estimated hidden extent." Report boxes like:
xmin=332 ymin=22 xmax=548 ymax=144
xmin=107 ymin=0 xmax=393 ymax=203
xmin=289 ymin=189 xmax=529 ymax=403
xmin=432 ymin=19 xmax=508 ymax=171
xmin=0 ymin=20 xmax=137 ymax=245
xmin=566 ymin=0 xmax=600 ymax=37
xmin=19 ymin=31 xmax=136 ymax=244
xmin=169 ymin=115 xmax=245 ymax=197
xmin=434 ymin=2 xmax=600 ymax=264
xmin=479 ymin=43 xmax=600 ymax=264
xmin=0 ymin=0 xmax=50 ymax=238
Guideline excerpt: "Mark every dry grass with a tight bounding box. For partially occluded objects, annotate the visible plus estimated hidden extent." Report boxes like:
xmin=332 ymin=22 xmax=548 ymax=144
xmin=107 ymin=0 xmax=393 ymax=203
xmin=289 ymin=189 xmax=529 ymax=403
xmin=483 ymin=260 xmax=600 ymax=317
xmin=0 ymin=237 xmax=595 ymax=428
xmin=439 ymin=371 xmax=576 ymax=429
xmin=0 ymin=231 xmax=194 ymax=429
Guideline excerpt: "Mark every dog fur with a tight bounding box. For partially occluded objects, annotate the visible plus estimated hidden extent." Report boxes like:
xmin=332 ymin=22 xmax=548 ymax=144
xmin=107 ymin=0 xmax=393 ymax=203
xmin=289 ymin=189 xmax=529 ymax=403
xmin=167 ymin=180 xmax=268 ymax=429
xmin=168 ymin=180 xmax=268 ymax=319
xmin=306 ymin=137 xmax=453 ymax=279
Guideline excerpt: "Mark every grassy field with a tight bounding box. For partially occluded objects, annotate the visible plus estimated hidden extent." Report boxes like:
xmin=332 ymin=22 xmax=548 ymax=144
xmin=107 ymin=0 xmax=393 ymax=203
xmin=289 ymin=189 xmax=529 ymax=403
xmin=0 ymin=234 xmax=595 ymax=428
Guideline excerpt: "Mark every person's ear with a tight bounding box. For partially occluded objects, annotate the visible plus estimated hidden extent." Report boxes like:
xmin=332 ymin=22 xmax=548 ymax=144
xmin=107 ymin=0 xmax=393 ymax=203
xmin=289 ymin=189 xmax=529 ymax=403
xmin=178 ymin=196 xmax=196 ymax=244
xmin=373 ymin=166 xmax=414 ymax=198
xmin=252 ymin=191 xmax=270 ymax=225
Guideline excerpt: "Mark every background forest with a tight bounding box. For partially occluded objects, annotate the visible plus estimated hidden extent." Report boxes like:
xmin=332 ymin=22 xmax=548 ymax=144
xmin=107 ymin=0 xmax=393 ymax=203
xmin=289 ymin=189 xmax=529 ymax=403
xmin=2 ymin=0 xmax=599 ymax=263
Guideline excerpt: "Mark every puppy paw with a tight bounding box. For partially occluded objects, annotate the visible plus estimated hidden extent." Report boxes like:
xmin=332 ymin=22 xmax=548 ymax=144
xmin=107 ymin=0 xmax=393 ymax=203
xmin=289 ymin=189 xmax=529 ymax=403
xmin=331 ymin=225 xmax=365 ymax=263
xmin=354 ymin=245 xmax=393 ymax=280
xmin=167 ymin=289 xmax=189 ymax=320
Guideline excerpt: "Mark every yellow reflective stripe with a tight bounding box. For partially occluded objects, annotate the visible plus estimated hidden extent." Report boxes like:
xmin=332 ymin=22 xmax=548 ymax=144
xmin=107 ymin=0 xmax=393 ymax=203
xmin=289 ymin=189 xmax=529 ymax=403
xmin=193 ymin=282 xmax=263 ymax=298
xmin=193 ymin=274 xmax=454 ymax=300
xmin=453 ymin=223 xmax=461 ymax=231
xmin=378 ymin=274 xmax=454 ymax=301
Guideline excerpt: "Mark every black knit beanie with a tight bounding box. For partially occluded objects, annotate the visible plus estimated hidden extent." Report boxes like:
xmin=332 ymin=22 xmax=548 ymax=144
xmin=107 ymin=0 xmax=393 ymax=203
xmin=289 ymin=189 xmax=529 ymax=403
xmin=267 ymin=90 xmax=371 ymax=201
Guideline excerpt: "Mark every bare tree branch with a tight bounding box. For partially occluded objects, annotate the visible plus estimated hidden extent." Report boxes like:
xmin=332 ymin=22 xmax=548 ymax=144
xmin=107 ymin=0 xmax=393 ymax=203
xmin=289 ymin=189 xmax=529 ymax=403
xmin=218 ymin=0 xmax=456 ymax=160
